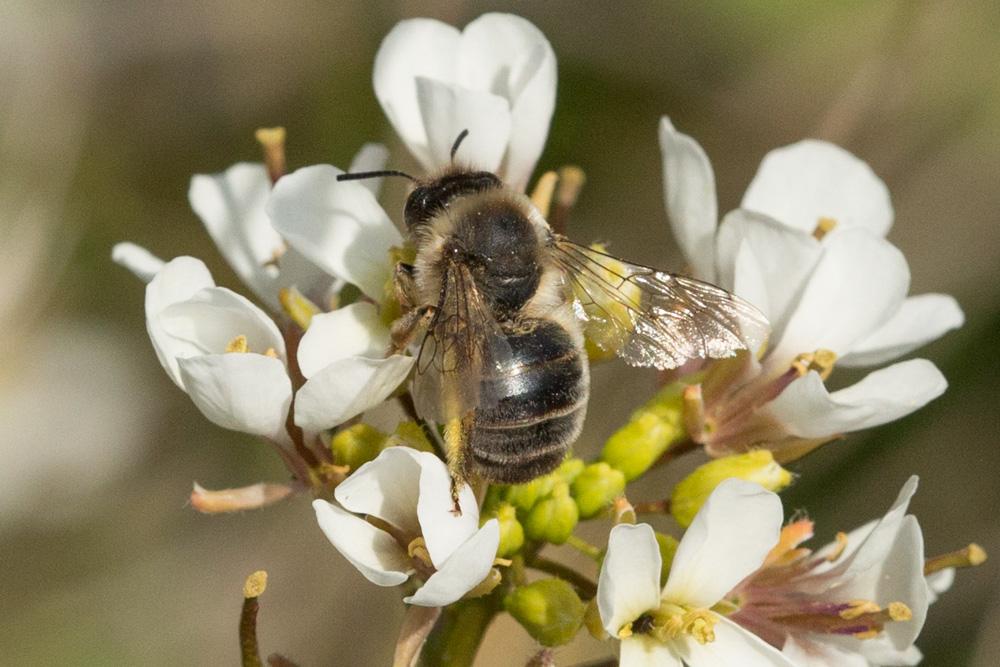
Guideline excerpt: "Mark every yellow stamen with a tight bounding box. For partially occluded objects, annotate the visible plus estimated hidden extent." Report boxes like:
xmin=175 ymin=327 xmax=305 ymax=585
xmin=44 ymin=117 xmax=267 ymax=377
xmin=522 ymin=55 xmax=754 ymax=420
xmin=255 ymin=126 xmax=287 ymax=184
xmin=826 ymin=531 xmax=849 ymax=562
xmin=264 ymin=347 xmax=279 ymax=359
xmin=764 ymin=519 xmax=815 ymax=567
xmin=652 ymin=603 xmax=718 ymax=644
xmin=840 ymin=600 xmax=881 ymax=620
xmin=407 ymin=537 xmax=433 ymax=568
xmin=813 ymin=217 xmax=838 ymax=240
xmin=529 ymin=171 xmax=558 ymax=218
xmin=792 ymin=349 xmax=837 ymax=380
xmin=226 ymin=335 xmax=249 ymax=354
xmin=243 ymin=570 xmax=268 ymax=599
xmin=853 ymin=629 xmax=879 ymax=640
xmin=925 ymin=543 xmax=988 ymax=574
xmin=682 ymin=609 xmax=716 ymax=644
xmin=278 ymin=286 xmax=321 ymax=330
xmin=888 ymin=602 xmax=912 ymax=622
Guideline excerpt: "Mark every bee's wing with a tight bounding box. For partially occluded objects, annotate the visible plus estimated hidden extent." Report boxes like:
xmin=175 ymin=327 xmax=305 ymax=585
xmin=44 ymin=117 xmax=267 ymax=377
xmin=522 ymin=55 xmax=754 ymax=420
xmin=551 ymin=238 xmax=770 ymax=370
xmin=412 ymin=262 xmax=512 ymax=423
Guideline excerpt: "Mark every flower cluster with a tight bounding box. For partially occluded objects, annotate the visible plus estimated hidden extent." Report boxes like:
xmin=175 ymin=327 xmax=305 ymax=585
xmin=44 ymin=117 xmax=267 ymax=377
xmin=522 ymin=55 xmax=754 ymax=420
xmin=114 ymin=11 xmax=982 ymax=666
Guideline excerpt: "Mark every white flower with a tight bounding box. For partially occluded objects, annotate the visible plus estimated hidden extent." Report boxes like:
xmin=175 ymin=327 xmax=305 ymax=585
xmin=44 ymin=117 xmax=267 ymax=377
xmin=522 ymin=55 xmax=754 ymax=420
xmin=659 ymin=119 xmax=963 ymax=459
xmin=597 ymin=479 xmax=794 ymax=666
xmin=114 ymin=249 xmax=293 ymax=439
xmin=313 ymin=446 xmax=500 ymax=607
xmin=374 ymin=12 xmax=557 ymax=190
xmin=188 ymin=143 xmax=389 ymax=311
xmin=729 ymin=477 xmax=930 ymax=667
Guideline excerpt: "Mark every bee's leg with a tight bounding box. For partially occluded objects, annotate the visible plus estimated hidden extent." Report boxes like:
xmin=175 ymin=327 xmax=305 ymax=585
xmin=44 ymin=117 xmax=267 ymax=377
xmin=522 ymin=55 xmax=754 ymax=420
xmin=393 ymin=262 xmax=418 ymax=309
xmin=388 ymin=305 xmax=435 ymax=355
xmin=444 ymin=412 xmax=475 ymax=515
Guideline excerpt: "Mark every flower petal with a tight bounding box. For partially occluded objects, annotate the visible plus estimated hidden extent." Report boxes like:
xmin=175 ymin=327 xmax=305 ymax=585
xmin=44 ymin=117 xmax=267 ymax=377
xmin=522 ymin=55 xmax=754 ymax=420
xmin=674 ymin=616 xmax=797 ymax=667
xmin=416 ymin=453 xmax=480 ymax=568
xmin=312 ymin=499 xmax=412 ymax=587
xmin=839 ymin=293 xmax=965 ymax=367
xmin=403 ymin=519 xmax=500 ymax=607
xmin=348 ymin=142 xmax=390 ymax=196
xmin=373 ymin=18 xmax=461 ymax=168
xmin=598 ymin=523 xmax=663 ymax=636
xmin=335 ymin=446 xmax=427 ymax=535
xmin=177 ymin=353 xmax=291 ymax=438
xmin=659 ymin=117 xmax=718 ymax=280
xmin=767 ymin=360 xmax=947 ymax=438
xmin=741 ymin=140 xmax=893 ymax=237
xmin=144 ymin=256 xmax=216 ymax=386
xmin=296 ymin=303 xmax=390 ymax=379
xmin=267 ymin=164 xmax=402 ymax=301
xmin=415 ymin=76 xmax=512 ymax=174
xmin=112 ymin=242 xmax=164 ymax=283
xmin=715 ymin=209 xmax=822 ymax=332
xmin=926 ymin=567 xmax=955 ymax=604
xmin=620 ymin=636 xmax=682 ymax=667
xmin=294 ymin=355 xmax=415 ymax=432
xmin=769 ymin=229 xmax=909 ymax=368
xmin=189 ymin=163 xmax=285 ymax=309
xmin=662 ymin=479 xmax=782 ymax=609
xmin=781 ymin=636 xmax=870 ymax=667
xmin=459 ymin=13 xmax=556 ymax=190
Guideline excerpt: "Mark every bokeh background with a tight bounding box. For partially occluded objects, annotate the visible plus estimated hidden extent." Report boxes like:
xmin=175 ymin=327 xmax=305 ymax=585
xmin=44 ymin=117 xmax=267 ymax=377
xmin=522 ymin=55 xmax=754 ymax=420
xmin=3 ymin=1 xmax=998 ymax=664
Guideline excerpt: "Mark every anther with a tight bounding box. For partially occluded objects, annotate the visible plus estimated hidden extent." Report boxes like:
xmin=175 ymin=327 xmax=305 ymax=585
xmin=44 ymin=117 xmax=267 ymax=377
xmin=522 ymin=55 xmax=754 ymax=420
xmin=226 ymin=334 xmax=249 ymax=354
xmin=840 ymin=600 xmax=881 ymax=620
xmin=792 ymin=349 xmax=837 ymax=380
xmin=813 ymin=217 xmax=837 ymax=240
xmin=255 ymin=127 xmax=287 ymax=185
xmin=826 ymin=531 xmax=849 ymax=562
xmin=925 ymin=543 xmax=988 ymax=574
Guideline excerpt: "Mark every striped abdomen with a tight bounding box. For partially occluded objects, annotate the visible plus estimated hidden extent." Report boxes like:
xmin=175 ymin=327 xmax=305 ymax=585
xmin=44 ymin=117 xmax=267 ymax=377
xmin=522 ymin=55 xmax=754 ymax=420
xmin=469 ymin=318 xmax=589 ymax=483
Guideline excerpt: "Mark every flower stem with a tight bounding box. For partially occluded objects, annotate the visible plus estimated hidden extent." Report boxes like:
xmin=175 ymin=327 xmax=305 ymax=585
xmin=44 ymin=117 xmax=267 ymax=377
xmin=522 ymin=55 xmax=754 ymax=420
xmin=240 ymin=571 xmax=268 ymax=667
xmin=565 ymin=534 xmax=602 ymax=561
xmin=527 ymin=557 xmax=597 ymax=599
xmin=420 ymin=592 xmax=503 ymax=667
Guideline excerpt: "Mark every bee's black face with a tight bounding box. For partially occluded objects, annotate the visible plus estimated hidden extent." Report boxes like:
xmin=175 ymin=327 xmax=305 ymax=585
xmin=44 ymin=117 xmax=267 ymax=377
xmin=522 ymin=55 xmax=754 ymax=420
xmin=404 ymin=170 xmax=502 ymax=229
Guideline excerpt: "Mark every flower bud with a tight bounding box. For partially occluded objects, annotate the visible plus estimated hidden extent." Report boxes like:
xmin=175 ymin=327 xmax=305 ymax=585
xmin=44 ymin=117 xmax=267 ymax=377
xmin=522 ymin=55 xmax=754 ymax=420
xmin=524 ymin=481 xmax=579 ymax=544
xmin=655 ymin=532 xmax=679 ymax=587
xmin=555 ymin=457 xmax=585 ymax=483
xmin=390 ymin=421 xmax=435 ymax=453
xmin=487 ymin=503 xmax=525 ymax=558
xmin=671 ymin=450 xmax=793 ymax=527
xmin=601 ymin=383 xmax=686 ymax=481
xmin=505 ymin=475 xmax=557 ymax=513
xmin=330 ymin=423 xmax=386 ymax=471
xmin=504 ymin=579 xmax=586 ymax=647
xmin=571 ymin=462 xmax=626 ymax=519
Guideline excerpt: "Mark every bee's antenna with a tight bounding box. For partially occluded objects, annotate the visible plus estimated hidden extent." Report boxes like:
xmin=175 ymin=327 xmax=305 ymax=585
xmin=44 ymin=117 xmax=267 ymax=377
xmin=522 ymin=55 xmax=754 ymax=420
xmin=450 ymin=129 xmax=470 ymax=161
xmin=337 ymin=169 xmax=418 ymax=183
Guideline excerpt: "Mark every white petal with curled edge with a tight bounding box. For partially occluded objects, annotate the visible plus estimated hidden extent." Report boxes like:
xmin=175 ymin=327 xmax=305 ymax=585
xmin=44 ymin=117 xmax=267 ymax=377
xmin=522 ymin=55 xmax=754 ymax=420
xmin=620 ymin=636 xmax=682 ymax=667
xmin=158 ymin=286 xmax=287 ymax=359
xmin=742 ymin=139 xmax=893 ymax=237
xmin=839 ymin=293 xmax=965 ymax=367
xmin=416 ymin=453 xmax=480 ymax=568
xmin=403 ymin=519 xmax=499 ymax=607
xmin=335 ymin=446 xmax=426 ymax=535
xmin=348 ymin=142 xmax=391 ymax=196
xmin=177 ymin=353 xmax=292 ymax=438
xmin=715 ymin=210 xmax=822 ymax=333
xmin=267 ymin=165 xmax=402 ymax=301
xmin=926 ymin=567 xmax=955 ymax=604
xmin=459 ymin=13 xmax=556 ymax=190
xmin=373 ymin=18 xmax=461 ymax=168
xmin=767 ymin=360 xmax=947 ymax=438
xmin=782 ymin=636 xmax=870 ymax=667
xmin=112 ymin=242 xmax=164 ymax=283
xmin=294 ymin=355 xmax=415 ymax=432
xmin=769 ymin=229 xmax=909 ymax=368
xmin=662 ymin=479 xmax=782 ymax=609
xmin=598 ymin=523 xmax=663 ymax=636
xmin=296 ymin=303 xmax=390 ymax=379
xmin=312 ymin=499 xmax=412 ymax=587
xmin=416 ymin=76 xmax=511 ymax=174
xmin=189 ymin=163 xmax=284 ymax=309
xmin=659 ymin=117 xmax=718 ymax=280
xmin=144 ymin=256 xmax=216 ymax=386
xmin=674 ymin=616 xmax=797 ymax=667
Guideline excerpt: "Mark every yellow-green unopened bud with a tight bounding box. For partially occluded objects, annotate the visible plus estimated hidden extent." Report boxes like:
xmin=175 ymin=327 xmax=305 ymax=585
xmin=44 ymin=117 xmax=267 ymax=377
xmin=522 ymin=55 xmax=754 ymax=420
xmin=571 ymin=462 xmax=626 ymax=519
xmin=655 ymin=532 xmax=679 ymax=588
xmin=331 ymin=424 xmax=386 ymax=471
xmin=601 ymin=383 xmax=686 ymax=481
xmin=505 ymin=475 xmax=557 ymax=513
xmin=671 ymin=451 xmax=793 ymax=527
xmin=489 ymin=503 xmax=525 ymax=558
xmin=524 ymin=481 xmax=579 ymax=544
xmin=391 ymin=421 xmax=435 ymax=453
xmin=504 ymin=579 xmax=585 ymax=647
xmin=555 ymin=457 xmax=585 ymax=483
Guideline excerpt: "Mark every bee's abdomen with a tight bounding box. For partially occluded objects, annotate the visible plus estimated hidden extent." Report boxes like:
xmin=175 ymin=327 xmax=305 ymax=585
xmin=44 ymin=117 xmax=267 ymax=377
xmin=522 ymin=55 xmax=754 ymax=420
xmin=470 ymin=319 xmax=588 ymax=484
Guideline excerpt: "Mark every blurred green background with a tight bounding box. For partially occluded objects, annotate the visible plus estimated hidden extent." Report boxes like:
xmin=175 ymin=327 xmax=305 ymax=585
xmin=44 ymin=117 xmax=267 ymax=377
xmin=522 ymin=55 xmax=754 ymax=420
xmin=2 ymin=1 xmax=998 ymax=664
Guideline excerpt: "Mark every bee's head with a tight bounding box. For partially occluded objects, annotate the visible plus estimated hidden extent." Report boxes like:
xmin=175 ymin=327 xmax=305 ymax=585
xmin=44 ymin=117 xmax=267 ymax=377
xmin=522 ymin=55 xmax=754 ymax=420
xmin=337 ymin=129 xmax=502 ymax=229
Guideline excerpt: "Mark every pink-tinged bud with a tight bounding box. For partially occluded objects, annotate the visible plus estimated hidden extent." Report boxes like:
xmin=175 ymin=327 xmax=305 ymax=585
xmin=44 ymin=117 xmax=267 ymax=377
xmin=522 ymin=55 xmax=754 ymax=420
xmin=190 ymin=482 xmax=293 ymax=513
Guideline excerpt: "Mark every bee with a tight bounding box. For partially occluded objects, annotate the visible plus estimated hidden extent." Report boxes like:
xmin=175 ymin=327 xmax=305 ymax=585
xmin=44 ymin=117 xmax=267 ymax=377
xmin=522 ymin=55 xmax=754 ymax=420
xmin=339 ymin=132 xmax=768 ymax=492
